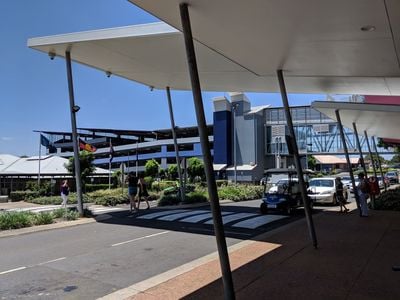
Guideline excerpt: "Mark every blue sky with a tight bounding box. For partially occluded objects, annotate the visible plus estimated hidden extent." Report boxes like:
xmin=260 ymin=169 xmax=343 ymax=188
xmin=0 ymin=0 xmax=344 ymax=157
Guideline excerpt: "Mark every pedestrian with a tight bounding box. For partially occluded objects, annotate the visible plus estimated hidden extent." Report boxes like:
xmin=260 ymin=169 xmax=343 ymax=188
xmin=60 ymin=180 xmax=69 ymax=208
xmin=357 ymin=172 xmax=369 ymax=217
xmin=125 ymin=172 xmax=138 ymax=213
xmin=368 ymin=176 xmax=380 ymax=210
xmin=138 ymin=176 xmax=150 ymax=210
xmin=336 ymin=177 xmax=348 ymax=213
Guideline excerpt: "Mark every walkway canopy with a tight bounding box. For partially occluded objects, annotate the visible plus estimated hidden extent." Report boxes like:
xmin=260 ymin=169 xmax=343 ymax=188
xmin=128 ymin=0 xmax=400 ymax=95
xmin=311 ymin=101 xmax=400 ymax=139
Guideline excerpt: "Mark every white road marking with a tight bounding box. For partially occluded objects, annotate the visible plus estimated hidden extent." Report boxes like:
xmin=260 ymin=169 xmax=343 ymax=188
xmin=0 ymin=266 xmax=26 ymax=275
xmin=232 ymin=215 xmax=287 ymax=229
xmin=204 ymin=212 xmax=258 ymax=225
xmin=111 ymin=231 xmax=169 ymax=247
xmin=180 ymin=211 xmax=234 ymax=223
xmin=137 ymin=210 xmax=188 ymax=219
xmin=37 ymin=257 xmax=66 ymax=266
xmin=157 ymin=210 xmax=210 ymax=221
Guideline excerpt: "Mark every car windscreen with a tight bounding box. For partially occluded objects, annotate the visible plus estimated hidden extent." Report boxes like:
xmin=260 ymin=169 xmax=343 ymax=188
xmin=309 ymin=179 xmax=334 ymax=187
xmin=277 ymin=179 xmax=290 ymax=185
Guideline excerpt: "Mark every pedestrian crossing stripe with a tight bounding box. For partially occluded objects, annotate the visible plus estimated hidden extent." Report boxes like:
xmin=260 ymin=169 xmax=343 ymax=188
xmin=232 ymin=215 xmax=286 ymax=229
xmin=137 ymin=209 xmax=188 ymax=220
xmin=137 ymin=209 xmax=288 ymax=229
xmin=204 ymin=212 xmax=258 ymax=225
xmin=180 ymin=211 xmax=234 ymax=223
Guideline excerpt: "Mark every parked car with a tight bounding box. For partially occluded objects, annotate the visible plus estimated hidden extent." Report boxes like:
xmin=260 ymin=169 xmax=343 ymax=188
xmin=376 ymin=175 xmax=390 ymax=189
xmin=307 ymin=177 xmax=348 ymax=205
xmin=341 ymin=176 xmax=352 ymax=189
xmin=385 ymin=171 xmax=399 ymax=184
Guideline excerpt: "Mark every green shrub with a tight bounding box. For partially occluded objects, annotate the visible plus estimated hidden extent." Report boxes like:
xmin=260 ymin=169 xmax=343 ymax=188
xmin=87 ymin=188 xmax=128 ymax=206
xmin=27 ymin=193 xmax=90 ymax=205
xmin=151 ymin=180 xmax=177 ymax=191
xmin=216 ymin=180 xmax=229 ymax=187
xmin=9 ymin=191 xmax=40 ymax=201
xmin=85 ymin=184 xmax=110 ymax=193
xmin=183 ymin=191 xmax=208 ymax=204
xmin=64 ymin=210 xmax=80 ymax=221
xmin=218 ymin=184 xmax=263 ymax=202
xmin=52 ymin=208 xmax=67 ymax=219
xmin=0 ymin=211 xmax=33 ymax=230
xmin=33 ymin=212 xmax=54 ymax=225
xmin=158 ymin=194 xmax=181 ymax=206
xmin=144 ymin=176 xmax=154 ymax=189
xmin=374 ymin=187 xmax=400 ymax=211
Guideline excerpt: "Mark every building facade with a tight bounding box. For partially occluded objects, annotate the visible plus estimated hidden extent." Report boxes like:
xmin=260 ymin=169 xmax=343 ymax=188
xmin=39 ymin=93 xmax=389 ymax=182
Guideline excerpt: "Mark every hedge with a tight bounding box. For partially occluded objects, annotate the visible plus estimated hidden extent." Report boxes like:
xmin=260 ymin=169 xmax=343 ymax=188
xmin=9 ymin=191 xmax=40 ymax=202
xmin=85 ymin=184 xmax=110 ymax=193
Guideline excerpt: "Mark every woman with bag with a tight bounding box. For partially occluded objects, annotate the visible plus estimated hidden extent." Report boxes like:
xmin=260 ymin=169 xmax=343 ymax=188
xmin=138 ymin=176 xmax=150 ymax=210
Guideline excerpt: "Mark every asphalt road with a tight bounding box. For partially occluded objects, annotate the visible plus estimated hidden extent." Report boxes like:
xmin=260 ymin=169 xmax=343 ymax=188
xmin=0 ymin=199 xmax=308 ymax=299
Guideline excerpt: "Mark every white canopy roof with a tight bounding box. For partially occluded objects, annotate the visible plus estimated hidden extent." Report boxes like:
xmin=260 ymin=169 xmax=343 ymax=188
xmin=0 ymin=155 xmax=109 ymax=175
xmin=311 ymin=101 xmax=400 ymax=139
xmin=28 ymin=23 xmax=269 ymax=92
xmin=128 ymin=0 xmax=400 ymax=95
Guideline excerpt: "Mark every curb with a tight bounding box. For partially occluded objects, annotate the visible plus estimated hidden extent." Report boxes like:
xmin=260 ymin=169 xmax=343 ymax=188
xmin=0 ymin=217 xmax=96 ymax=238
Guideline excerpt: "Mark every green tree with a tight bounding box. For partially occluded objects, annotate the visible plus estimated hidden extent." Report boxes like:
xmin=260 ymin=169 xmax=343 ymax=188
xmin=307 ymin=155 xmax=316 ymax=170
xmin=145 ymin=159 xmax=160 ymax=177
xmin=187 ymin=157 xmax=205 ymax=182
xmin=167 ymin=164 xmax=178 ymax=180
xmin=364 ymin=153 xmax=386 ymax=165
xmin=65 ymin=150 xmax=96 ymax=189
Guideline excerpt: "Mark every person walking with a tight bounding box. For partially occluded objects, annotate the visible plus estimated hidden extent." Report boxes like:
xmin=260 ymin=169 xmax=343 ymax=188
xmin=138 ymin=176 xmax=150 ymax=210
xmin=357 ymin=172 xmax=369 ymax=217
xmin=60 ymin=180 xmax=69 ymax=208
xmin=336 ymin=177 xmax=348 ymax=213
xmin=368 ymin=176 xmax=380 ymax=210
xmin=126 ymin=172 xmax=138 ymax=213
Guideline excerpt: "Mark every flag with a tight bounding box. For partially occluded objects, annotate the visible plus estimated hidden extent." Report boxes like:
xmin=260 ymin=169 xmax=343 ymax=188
xmin=109 ymin=140 xmax=114 ymax=162
xmin=40 ymin=134 xmax=50 ymax=147
xmin=79 ymin=139 xmax=97 ymax=152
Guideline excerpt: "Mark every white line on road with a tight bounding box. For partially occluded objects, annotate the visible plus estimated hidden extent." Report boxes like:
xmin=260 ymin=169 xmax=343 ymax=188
xmin=0 ymin=266 xmax=27 ymax=275
xmin=111 ymin=231 xmax=169 ymax=247
xmin=37 ymin=257 xmax=66 ymax=266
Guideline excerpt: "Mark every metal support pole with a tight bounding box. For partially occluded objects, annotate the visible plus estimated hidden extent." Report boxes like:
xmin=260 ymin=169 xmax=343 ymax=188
xmin=277 ymin=70 xmax=318 ymax=249
xmin=166 ymin=87 xmax=185 ymax=202
xmin=38 ymin=135 xmax=41 ymax=186
xmin=65 ymin=51 xmax=83 ymax=216
xmin=232 ymin=104 xmax=238 ymax=184
xmin=336 ymin=110 xmax=361 ymax=216
xmin=372 ymin=136 xmax=387 ymax=191
xmin=179 ymin=3 xmax=235 ymax=299
xmin=352 ymin=123 xmax=368 ymax=176
xmin=364 ymin=130 xmax=376 ymax=209
xmin=364 ymin=131 xmax=377 ymax=178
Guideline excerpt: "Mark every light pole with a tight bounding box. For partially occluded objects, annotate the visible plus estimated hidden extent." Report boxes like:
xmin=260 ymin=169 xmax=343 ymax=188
xmin=232 ymin=103 xmax=239 ymax=183
xmin=306 ymin=143 xmax=312 ymax=170
xmin=275 ymin=136 xmax=282 ymax=168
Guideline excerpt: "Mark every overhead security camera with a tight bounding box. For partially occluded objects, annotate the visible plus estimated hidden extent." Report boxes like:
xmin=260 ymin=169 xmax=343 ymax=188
xmin=48 ymin=52 xmax=56 ymax=60
xmin=105 ymin=71 xmax=112 ymax=78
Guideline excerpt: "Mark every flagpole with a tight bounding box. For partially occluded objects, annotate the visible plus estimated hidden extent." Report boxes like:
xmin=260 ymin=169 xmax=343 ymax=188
xmin=38 ymin=134 xmax=41 ymax=186
xmin=108 ymin=139 xmax=112 ymax=190
xmin=136 ymin=140 xmax=139 ymax=177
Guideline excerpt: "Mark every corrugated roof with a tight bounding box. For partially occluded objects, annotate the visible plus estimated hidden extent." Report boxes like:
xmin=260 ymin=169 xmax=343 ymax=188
xmin=0 ymin=154 xmax=20 ymax=171
xmin=0 ymin=155 xmax=109 ymax=175
xmin=313 ymin=155 xmax=359 ymax=164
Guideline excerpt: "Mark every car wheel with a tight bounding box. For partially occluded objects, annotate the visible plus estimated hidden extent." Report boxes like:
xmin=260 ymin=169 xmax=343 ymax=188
xmin=260 ymin=203 xmax=268 ymax=214
xmin=332 ymin=194 xmax=338 ymax=206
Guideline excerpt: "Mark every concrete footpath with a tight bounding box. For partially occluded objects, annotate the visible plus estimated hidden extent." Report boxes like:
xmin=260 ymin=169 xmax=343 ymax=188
xmin=111 ymin=202 xmax=400 ymax=300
